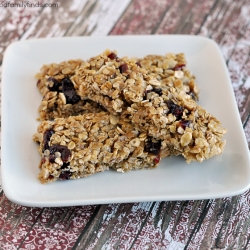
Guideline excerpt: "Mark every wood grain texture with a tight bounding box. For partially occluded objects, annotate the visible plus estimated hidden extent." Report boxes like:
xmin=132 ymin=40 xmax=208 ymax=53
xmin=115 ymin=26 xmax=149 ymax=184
xmin=0 ymin=193 xmax=98 ymax=249
xmin=110 ymin=0 xmax=173 ymax=35
xmin=19 ymin=0 xmax=131 ymax=39
xmin=72 ymin=196 xmax=250 ymax=249
xmin=0 ymin=0 xmax=249 ymax=249
xmin=110 ymin=0 xmax=216 ymax=35
xmin=0 ymin=0 xmax=46 ymax=61
xmin=201 ymin=0 xmax=250 ymax=124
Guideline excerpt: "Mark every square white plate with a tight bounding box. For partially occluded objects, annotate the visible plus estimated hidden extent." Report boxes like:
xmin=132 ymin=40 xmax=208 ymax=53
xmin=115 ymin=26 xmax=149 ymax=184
xmin=1 ymin=35 xmax=250 ymax=207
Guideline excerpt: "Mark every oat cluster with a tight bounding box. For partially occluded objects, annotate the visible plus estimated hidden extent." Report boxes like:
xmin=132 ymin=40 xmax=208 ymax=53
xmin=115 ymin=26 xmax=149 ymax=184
xmin=33 ymin=50 xmax=226 ymax=184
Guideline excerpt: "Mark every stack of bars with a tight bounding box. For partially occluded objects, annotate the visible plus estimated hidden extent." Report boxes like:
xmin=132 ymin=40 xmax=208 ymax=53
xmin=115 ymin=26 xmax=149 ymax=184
xmin=33 ymin=50 xmax=227 ymax=184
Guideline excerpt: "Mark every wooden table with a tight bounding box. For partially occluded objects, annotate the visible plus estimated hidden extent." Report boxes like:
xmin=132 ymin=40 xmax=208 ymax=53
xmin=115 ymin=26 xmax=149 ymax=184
xmin=0 ymin=0 xmax=250 ymax=249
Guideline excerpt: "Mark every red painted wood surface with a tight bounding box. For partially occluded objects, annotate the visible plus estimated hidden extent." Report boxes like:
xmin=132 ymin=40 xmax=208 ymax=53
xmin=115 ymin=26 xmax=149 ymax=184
xmin=0 ymin=0 xmax=249 ymax=249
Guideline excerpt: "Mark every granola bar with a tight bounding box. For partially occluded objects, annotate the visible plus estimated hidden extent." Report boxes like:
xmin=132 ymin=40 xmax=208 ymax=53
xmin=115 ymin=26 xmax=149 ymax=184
xmin=138 ymin=54 xmax=199 ymax=100
xmin=36 ymin=59 xmax=85 ymax=95
xmin=36 ymin=50 xmax=199 ymax=120
xmin=34 ymin=50 xmax=226 ymax=166
xmin=122 ymin=89 xmax=226 ymax=163
xmin=72 ymin=50 xmax=200 ymax=115
xmin=33 ymin=112 xmax=161 ymax=184
xmin=72 ymin=50 xmax=226 ymax=163
xmin=39 ymin=94 xmax=104 ymax=121
xmin=36 ymin=59 xmax=104 ymax=120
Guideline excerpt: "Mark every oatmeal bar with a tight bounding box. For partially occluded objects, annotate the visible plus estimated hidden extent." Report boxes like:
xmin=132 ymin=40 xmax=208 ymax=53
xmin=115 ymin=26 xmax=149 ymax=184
xmin=122 ymin=89 xmax=226 ymax=163
xmin=36 ymin=50 xmax=199 ymax=120
xmin=71 ymin=51 xmax=226 ymax=163
xmin=72 ymin=50 xmax=199 ymax=115
xmin=36 ymin=59 xmax=104 ymax=120
xmin=33 ymin=112 xmax=161 ymax=184
xmin=39 ymin=92 xmax=104 ymax=121
xmin=138 ymin=54 xmax=199 ymax=100
xmin=36 ymin=59 xmax=85 ymax=96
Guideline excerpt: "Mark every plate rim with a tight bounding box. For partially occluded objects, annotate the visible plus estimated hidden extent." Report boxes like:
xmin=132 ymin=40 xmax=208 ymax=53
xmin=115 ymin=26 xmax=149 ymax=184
xmin=1 ymin=35 xmax=250 ymax=207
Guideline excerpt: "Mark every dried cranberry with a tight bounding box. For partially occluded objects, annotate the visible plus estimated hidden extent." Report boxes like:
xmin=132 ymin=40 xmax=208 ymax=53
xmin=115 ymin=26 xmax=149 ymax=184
xmin=61 ymin=77 xmax=81 ymax=104
xmin=173 ymin=63 xmax=186 ymax=71
xmin=144 ymin=88 xmax=163 ymax=100
xmin=136 ymin=61 xmax=142 ymax=68
xmin=49 ymin=144 xmax=71 ymax=162
xmin=166 ymin=100 xmax=184 ymax=119
xmin=49 ymin=155 xmax=56 ymax=163
xmin=179 ymin=120 xmax=191 ymax=129
xmin=154 ymin=155 xmax=161 ymax=164
xmin=119 ymin=63 xmax=128 ymax=74
xmin=61 ymin=162 xmax=70 ymax=169
xmin=49 ymin=145 xmax=59 ymax=155
xmin=59 ymin=170 xmax=71 ymax=180
xmin=48 ymin=175 xmax=54 ymax=180
xmin=37 ymin=79 xmax=41 ymax=86
xmin=145 ymin=138 xmax=161 ymax=155
xmin=108 ymin=52 xmax=117 ymax=60
xmin=43 ymin=129 xmax=54 ymax=151
xmin=152 ymin=88 xmax=162 ymax=96
xmin=48 ymin=77 xmax=61 ymax=92
xmin=60 ymin=148 xmax=72 ymax=162
xmin=69 ymin=93 xmax=81 ymax=104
